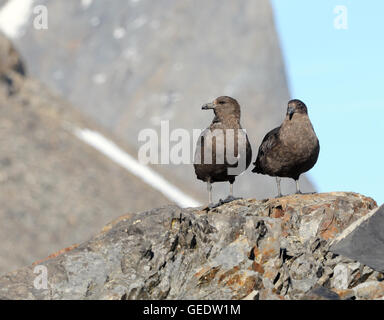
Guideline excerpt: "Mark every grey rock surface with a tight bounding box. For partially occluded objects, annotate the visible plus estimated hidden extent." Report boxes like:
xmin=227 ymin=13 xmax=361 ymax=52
xmin=1 ymin=192 xmax=383 ymax=300
xmin=13 ymin=0 xmax=316 ymax=202
xmin=330 ymin=205 xmax=384 ymax=273
xmin=301 ymin=286 xmax=341 ymax=300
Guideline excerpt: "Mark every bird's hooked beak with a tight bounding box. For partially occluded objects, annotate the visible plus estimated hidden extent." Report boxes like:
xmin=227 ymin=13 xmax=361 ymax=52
xmin=287 ymin=106 xmax=295 ymax=120
xmin=202 ymin=102 xmax=215 ymax=110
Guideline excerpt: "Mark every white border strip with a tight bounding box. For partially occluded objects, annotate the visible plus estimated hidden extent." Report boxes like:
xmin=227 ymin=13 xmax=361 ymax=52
xmin=0 ymin=0 xmax=35 ymax=38
xmin=73 ymin=128 xmax=201 ymax=208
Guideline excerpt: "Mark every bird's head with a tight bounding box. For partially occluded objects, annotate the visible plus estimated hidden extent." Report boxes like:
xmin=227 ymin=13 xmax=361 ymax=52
xmin=202 ymin=96 xmax=241 ymax=122
xmin=286 ymin=99 xmax=308 ymax=120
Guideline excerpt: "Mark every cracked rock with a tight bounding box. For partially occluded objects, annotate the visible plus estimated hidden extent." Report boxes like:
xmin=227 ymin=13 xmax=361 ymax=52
xmin=0 ymin=192 xmax=383 ymax=300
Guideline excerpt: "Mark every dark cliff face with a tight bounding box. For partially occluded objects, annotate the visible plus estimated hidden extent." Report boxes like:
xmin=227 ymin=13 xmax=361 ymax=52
xmin=13 ymin=0 xmax=316 ymax=201
xmin=1 ymin=192 xmax=383 ymax=300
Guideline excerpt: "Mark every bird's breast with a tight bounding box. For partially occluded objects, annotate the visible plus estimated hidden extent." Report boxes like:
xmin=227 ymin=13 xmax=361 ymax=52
xmin=280 ymin=119 xmax=319 ymax=157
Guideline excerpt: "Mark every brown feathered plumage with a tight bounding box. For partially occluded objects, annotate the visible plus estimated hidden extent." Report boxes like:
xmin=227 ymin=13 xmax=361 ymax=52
xmin=194 ymin=96 xmax=252 ymax=204
xmin=252 ymin=99 xmax=319 ymax=196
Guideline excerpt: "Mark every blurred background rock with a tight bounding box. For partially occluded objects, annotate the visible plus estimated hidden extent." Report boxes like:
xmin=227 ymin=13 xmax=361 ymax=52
xmin=0 ymin=0 xmax=315 ymax=275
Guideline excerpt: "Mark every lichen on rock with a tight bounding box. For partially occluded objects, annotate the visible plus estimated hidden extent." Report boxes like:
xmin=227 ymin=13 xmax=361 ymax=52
xmin=0 ymin=192 xmax=382 ymax=300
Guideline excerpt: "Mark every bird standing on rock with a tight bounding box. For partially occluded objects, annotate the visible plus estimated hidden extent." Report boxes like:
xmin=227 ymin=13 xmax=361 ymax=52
xmin=252 ymin=99 xmax=319 ymax=197
xmin=194 ymin=96 xmax=252 ymax=208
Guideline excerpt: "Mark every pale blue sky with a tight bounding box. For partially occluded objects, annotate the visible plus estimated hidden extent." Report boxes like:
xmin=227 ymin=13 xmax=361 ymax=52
xmin=271 ymin=0 xmax=384 ymax=205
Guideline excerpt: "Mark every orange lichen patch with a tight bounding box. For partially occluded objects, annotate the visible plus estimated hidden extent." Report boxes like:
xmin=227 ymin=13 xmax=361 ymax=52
xmin=302 ymin=203 xmax=330 ymax=216
xmin=264 ymin=268 xmax=278 ymax=281
xmin=242 ymin=276 xmax=258 ymax=295
xmin=355 ymin=282 xmax=384 ymax=299
xmin=218 ymin=266 xmax=240 ymax=283
xmin=233 ymin=231 xmax=242 ymax=240
xmin=352 ymin=198 xmax=377 ymax=214
xmin=285 ymin=205 xmax=296 ymax=213
xmin=194 ymin=266 xmax=211 ymax=279
xmin=320 ymin=224 xmax=339 ymax=240
xmin=280 ymin=213 xmax=292 ymax=236
xmin=194 ymin=209 xmax=208 ymax=215
xmin=248 ymin=246 xmax=263 ymax=263
xmin=282 ymin=213 xmax=291 ymax=223
xmin=229 ymin=275 xmax=259 ymax=299
xmin=251 ymin=261 xmax=265 ymax=274
xmin=318 ymin=211 xmax=339 ymax=240
xmin=260 ymin=240 xmax=279 ymax=263
xmin=270 ymin=205 xmax=284 ymax=218
xmin=271 ymin=288 xmax=285 ymax=300
xmin=349 ymin=271 xmax=362 ymax=286
xmin=225 ymin=272 xmax=255 ymax=290
xmin=333 ymin=289 xmax=355 ymax=299
xmin=267 ymin=199 xmax=286 ymax=210
xmin=252 ymin=246 xmax=260 ymax=257
xmin=365 ymin=198 xmax=377 ymax=210
xmin=197 ymin=266 xmax=221 ymax=285
xmin=226 ymin=274 xmax=242 ymax=287
xmin=267 ymin=194 xmax=311 ymax=209
xmin=100 ymin=213 xmax=133 ymax=234
xmin=261 ymin=248 xmax=277 ymax=262
xmin=32 ymin=244 xmax=78 ymax=265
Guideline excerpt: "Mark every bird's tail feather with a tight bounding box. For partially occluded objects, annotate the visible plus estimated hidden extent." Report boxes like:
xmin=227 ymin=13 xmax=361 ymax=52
xmin=251 ymin=158 xmax=262 ymax=173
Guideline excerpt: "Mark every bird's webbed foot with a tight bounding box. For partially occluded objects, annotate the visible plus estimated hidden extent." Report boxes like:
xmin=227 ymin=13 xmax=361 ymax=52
xmin=219 ymin=195 xmax=242 ymax=205
xmin=203 ymin=196 xmax=242 ymax=211
xmin=203 ymin=202 xmax=221 ymax=211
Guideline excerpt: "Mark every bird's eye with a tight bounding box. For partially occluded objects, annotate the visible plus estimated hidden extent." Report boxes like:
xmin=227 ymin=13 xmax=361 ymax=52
xmin=218 ymin=101 xmax=225 ymax=105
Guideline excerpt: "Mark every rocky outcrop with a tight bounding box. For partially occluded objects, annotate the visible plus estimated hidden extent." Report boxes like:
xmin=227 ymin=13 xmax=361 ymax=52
xmin=0 ymin=31 xmax=25 ymax=95
xmin=330 ymin=205 xmax=384 ymax=273
xmin=0 ymin=32 xmax=25 ymax=75
xmin=1 ymin=192 xmax=383 ymax=300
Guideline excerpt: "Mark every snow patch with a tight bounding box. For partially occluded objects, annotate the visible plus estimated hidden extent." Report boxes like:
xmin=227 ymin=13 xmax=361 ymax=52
xmin=0 ymin=0 xmax=35 ymax=38
xmin=81 ymin=0 xmax=93 ymax=9
xmin=73 ymin=128 xmax=201 ymax=208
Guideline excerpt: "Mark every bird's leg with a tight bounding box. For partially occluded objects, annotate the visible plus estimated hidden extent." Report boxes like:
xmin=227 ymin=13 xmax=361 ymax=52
xmin=276 ymin=177 xmax=283 ymax=198
xmin=205 ymin=181 xmax=241 ymax=210
xmin=295 ymin=179 xmax=302 ymax=194
xmin=205 ymin=180 xmax=220 ymax=210
xmin=219 ymin=181 xmax=241 ymax=205
xmin=207 ymin=180 xmax=212 ymax=203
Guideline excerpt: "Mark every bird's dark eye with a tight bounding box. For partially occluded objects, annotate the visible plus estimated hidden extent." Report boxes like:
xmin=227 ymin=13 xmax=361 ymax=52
xmin=219 ymin=101 xmax=225 ymax=105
